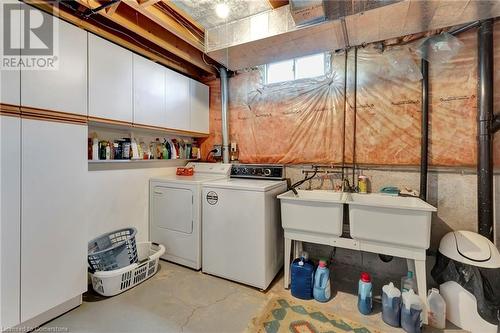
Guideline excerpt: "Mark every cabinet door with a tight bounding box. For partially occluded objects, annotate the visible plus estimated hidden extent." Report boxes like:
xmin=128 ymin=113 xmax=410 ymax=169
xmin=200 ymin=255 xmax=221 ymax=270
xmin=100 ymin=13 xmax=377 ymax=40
xmin=21 ymin=119 xmax=87 ymax=322
xmin=0 ymin=116 xmax=21 ymax=329
xmin=189 ymin=79 xmax=209 ymax=134
xmin=133 ymin=55 xmax=166 ymax=127
xmin=0 ymin=0 xmax=20 ymax=106
xmin=89 ymin=34 xmax=133 ymax=122
xmin=21 ymin=9 xmax=87 ymax=115
xmin=165 ymin=68 xmax=190 ymax=131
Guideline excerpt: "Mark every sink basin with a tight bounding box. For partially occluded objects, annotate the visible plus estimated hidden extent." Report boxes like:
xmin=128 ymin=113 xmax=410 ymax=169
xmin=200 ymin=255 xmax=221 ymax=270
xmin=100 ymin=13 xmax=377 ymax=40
xmin=278 ymin=190 xmax=345 ymax=236
xmin=348 ymin=193 xmax=437 ymax=249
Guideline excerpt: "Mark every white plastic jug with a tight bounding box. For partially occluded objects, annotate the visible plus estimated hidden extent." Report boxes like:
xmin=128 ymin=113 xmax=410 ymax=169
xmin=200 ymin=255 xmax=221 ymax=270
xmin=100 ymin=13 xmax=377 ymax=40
xmin=427 ymin=288 xmax=446 ymax=329
xmin=401 ymin=289 xmax=423 ymax=333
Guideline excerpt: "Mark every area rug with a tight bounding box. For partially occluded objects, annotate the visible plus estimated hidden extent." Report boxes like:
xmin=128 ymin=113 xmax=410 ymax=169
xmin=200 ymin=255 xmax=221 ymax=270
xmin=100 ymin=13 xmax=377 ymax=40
xmin=248 ymin=297 xmax=381 ymax=333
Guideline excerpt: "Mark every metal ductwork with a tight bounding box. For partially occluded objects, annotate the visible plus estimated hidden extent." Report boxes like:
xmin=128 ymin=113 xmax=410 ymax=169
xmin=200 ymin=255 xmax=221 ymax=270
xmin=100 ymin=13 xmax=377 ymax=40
xmin=289 ymin=0 xmax=325 ymax=26
xmin=206 ymin=1 xmax=500 ymax=71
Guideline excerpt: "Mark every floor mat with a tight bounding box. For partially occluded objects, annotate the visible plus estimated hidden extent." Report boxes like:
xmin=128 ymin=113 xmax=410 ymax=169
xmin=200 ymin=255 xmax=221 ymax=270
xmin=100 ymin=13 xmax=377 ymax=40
xmin=248 ymin=297 xmax=382 ymax=333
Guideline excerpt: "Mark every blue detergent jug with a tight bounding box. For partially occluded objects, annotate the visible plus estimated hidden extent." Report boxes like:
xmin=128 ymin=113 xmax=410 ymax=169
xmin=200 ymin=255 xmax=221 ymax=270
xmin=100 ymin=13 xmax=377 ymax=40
xmin=358 ymin=272 xmax=373 ymax=315
xmin=382 ymin=282 xmax=401 ymax=327
xmin=313 ymin=259 xmax=331 ymax=302
xmin=401 ymin=289 xmax=423 ymax=333
xmin=290 ymin=253 xmax=315 ymax=300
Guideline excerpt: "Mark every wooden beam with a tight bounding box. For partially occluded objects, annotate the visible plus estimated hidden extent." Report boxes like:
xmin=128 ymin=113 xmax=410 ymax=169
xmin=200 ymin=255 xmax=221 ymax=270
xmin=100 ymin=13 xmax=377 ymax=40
xmin=138 ymin=0 xmax=161 ymax=8
xmin=159 ymin=1 xmax=205 ymax=33
xmin=122 ymin=0 xmax=204 ymax=51
xmin=268 ymin=0 xmax=289 ymax=9
xmin=74 ymin=0 xmax=215 ymax=74
xmin=23 ymin=0 xmax=204 ymax=78
xmin=105 ymin=1 xmax=121 ymax=16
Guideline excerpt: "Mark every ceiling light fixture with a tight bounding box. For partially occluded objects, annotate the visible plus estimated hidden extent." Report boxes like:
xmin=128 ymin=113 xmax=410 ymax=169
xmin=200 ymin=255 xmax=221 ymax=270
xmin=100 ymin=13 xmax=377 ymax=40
xmin=215 ymin=3 xmax=230 ymax=19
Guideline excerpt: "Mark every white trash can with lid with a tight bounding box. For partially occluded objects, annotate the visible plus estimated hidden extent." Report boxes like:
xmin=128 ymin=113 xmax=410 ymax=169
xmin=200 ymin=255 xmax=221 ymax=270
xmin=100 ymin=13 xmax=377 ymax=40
xmin=431 ymin=230 xmax=500 ymax=333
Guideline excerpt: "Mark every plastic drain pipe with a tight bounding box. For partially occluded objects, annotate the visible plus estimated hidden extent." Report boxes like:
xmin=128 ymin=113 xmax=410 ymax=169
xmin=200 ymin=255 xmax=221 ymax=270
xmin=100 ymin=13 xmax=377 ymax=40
xmin=220 ymin=67 xmax=230 ymax=164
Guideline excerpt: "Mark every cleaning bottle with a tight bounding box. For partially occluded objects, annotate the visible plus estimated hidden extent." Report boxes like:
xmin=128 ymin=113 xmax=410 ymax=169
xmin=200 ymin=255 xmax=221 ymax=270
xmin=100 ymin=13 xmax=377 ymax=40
xmin=290 ymin=252 xmax=315 ymax=300
xmin=313 ymin=259 xmax=331 ymax=302
xmin=382 ymin=282 xmax=402 ymax=327
xmin=357 ymin=272 xmax=373 ymax=315
xmin=401 ymin=289 xmax=423 ymax=333
xmin=427 ymin=288 xmax=446 ymax=329
xmin=401 ymin=271 xmax=417 ymax=293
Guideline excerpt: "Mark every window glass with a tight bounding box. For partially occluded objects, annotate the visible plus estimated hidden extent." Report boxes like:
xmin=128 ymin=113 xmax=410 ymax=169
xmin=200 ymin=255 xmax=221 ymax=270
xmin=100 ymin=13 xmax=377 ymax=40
xmin=266 ymin=59 xmax=294 ymax=84
xmin=295 ymin=53 xmax=325 ymax=80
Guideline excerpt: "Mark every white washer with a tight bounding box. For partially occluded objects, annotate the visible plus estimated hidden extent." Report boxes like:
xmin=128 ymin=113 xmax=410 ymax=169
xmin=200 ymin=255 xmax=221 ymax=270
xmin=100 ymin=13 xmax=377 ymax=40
xmin=150 ymin=162 xmax=231 ymax=270
xmin=202 ymin=165 xmax=287 ymax=290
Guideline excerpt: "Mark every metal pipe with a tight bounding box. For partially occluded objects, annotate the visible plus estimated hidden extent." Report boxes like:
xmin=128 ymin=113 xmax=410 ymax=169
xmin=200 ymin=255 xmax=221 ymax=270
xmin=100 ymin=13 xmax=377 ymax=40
xmin=83 ymin=0 xmax=121 ymax=18
xmin=220 ymin=67 xmax=230 ymax=163
xmin=420 ymin=59 xmax=429 ymax=201
xmin=449 ymin=21 xmax=481 ymax=36
xmin=341 ymin=49 xmax=348 ymax=181
xmin=477 ymin=19 xmax=494 ymax=241
xmin=352 ymin=47 xmax=358 ymax=185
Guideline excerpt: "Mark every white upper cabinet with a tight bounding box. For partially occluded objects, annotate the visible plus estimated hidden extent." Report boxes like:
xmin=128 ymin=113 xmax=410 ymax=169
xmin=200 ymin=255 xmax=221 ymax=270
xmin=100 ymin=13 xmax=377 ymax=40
xmin=89 ymin=34 xmax=133 ymax=123
xmin=133 ymin=55 xmax=166 ymax=127
xmin=0 ymin=0 xmax=20 ymax=106
xmin=189 ymin=79 xmax=210 ymax=134
xmin=165 ymin=68 xmax=190 ymax=131
xmin=21 ymin=8 xmax=87 ymax=115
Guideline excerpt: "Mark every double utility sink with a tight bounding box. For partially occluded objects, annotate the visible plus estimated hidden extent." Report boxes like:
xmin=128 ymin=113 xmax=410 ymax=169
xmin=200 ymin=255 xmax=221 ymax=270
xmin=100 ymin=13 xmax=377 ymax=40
xmin=278 ymin=190 xmax=437 ymax=250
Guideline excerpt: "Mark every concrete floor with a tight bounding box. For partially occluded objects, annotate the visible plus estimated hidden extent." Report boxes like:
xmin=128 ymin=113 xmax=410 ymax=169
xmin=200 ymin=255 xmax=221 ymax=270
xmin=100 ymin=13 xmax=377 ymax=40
xmin=43 ymin=260 xmax=466 ymax=333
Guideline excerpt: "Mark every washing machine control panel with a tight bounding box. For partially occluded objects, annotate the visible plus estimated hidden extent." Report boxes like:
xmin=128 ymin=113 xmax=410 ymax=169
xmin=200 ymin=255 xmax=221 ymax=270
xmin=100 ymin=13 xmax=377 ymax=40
xmin=230 ymin=164 xmax=284 ymax=180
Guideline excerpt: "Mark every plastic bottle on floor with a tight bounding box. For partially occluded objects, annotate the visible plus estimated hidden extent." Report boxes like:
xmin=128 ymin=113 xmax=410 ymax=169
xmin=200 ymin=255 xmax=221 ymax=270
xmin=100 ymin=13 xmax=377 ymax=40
xmin=357 ymin=272 xmax=373 ymax=315
xmin=401 ymin=271 xmax=417 ymax=293
xmin=382 ymin=282 xmax=401 ymax=327
xmin=401 ymin=289 xmax=423 ymax=333
xmin=313 ymin=259 xmax=331 ymax=302
xmin=427 ymin=288 xmax=446 ymax=329
xmin=290 ymin=252 xmax=315 ymax=300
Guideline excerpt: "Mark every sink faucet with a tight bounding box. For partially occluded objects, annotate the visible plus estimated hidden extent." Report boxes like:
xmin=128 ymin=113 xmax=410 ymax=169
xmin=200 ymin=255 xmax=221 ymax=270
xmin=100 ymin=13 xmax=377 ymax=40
xmin=342 ymin=178 xmax=355 ymax=193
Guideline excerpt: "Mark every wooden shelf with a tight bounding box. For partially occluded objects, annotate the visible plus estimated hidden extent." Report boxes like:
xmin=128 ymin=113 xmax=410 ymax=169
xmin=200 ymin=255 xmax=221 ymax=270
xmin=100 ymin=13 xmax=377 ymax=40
xmin=88 ymin=158 xmax=198 ymax=171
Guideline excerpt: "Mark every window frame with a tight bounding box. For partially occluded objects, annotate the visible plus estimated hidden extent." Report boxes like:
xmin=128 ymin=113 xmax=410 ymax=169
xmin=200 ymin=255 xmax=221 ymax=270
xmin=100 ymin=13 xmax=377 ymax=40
xmin=265 ymin=52 xmax=328 ymax=85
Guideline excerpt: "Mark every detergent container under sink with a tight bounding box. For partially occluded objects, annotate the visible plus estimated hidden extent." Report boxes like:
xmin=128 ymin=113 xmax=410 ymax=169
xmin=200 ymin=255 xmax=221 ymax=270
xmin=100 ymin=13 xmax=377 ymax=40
xmin=431 ymin=230 xmax=500 ymax=333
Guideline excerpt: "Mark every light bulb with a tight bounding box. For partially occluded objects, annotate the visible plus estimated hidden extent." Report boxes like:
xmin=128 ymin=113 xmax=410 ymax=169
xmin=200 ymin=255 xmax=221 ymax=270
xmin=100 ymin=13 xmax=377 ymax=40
xmin=215 ymin=3 xmax=230 ymax=19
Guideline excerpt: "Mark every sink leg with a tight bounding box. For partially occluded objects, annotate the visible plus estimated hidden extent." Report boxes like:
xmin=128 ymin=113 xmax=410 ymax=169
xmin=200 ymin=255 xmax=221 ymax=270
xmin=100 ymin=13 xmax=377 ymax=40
xmin=293 ymin=240 xmax=303 ymax=258
xmin=414 ymin=259 xmax=428 ymax=325
xmin=406 ymin=259 xmax=428 ymax=324
xmin=284 ymin=237 xmax=291 ymax=289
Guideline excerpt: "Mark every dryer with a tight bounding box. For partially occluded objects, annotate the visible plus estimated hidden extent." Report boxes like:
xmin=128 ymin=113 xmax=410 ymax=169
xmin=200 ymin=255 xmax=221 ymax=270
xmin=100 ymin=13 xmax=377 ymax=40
xmin=149 ymin=162 xmax=231 ymax=269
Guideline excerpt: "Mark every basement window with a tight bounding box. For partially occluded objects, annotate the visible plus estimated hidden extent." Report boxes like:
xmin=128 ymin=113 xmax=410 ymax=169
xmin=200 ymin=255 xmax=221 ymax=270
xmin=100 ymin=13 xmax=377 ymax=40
xmin=265 ymin=53 xmax=327 ymax=84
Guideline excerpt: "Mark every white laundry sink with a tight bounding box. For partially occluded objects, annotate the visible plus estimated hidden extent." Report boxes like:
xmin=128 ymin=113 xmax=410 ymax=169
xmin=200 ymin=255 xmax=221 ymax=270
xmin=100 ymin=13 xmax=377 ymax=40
xmin=278 ymin=190 xmax=345 ymax=236
xmin=347 ymin=193 xmax=437 ymax=249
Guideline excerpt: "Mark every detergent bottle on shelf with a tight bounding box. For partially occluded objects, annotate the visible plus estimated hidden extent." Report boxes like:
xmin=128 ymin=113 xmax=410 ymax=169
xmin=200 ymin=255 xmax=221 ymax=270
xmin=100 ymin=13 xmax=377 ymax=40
xmin=382 ymin=282 xmax=402 ymax=327
xmin=313 ymin=259 xmax=331 ymax=302
xmin=290 ymin=252 xmax=315 ymax=300
xmin=401 ymin=289 xmax=423 ymax=333
xmin=427 ymin=288 xmax=446 ymax=329
xmin=357 ymin=272 xmax=373 ymax=315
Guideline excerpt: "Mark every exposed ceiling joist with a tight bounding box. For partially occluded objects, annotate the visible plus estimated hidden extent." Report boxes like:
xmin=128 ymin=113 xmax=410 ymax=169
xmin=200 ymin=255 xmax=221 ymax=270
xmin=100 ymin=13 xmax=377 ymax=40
xmin=105 ymin=1 xmax=121 ymax=15
xmin=74 ymin=0 xmax=216 ymax=74
xmin=121 ymin=0 xmax=204 ymax=51
xmin=23 ymin=0 xmax=204 ymax=78
xmin=159 ymin=1 xmax=205 ymax=33
xmin=138 ymin=0 xmax=162 ymax=7
xmin=268 ymin=0 xmax=289 ymax=9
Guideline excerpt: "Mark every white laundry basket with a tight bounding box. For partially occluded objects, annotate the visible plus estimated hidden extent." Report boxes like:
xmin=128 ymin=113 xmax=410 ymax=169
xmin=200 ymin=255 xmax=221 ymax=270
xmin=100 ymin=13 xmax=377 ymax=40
xmin=90 ymin=242 xmax=165 ymax=297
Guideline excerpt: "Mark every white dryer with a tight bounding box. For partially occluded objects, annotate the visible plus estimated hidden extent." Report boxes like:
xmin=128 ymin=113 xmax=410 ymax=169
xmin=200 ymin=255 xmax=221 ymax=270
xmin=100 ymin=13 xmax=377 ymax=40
xmin=149 ymin=162 xmax=231 ymax=269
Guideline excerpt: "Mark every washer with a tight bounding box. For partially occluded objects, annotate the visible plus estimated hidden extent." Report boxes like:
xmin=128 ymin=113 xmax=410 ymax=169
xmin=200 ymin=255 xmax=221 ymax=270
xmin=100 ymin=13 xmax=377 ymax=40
xmin=202 ymin=164 xmax=287 ymax=290
xmin=149 ymin=162 xmax=231 ymax=270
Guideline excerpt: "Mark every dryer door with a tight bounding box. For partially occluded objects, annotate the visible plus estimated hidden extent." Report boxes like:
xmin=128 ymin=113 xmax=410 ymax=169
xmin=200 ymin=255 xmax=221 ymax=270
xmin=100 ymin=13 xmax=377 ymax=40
xmin=152 ymin=186 xmax=193 ymax=234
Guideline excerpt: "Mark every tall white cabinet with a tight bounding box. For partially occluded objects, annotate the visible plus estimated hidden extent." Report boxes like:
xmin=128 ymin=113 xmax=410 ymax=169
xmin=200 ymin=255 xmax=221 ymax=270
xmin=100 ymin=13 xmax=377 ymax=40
xmin=189 ymin=79 xmax=210 ymax=134
xmin=0 ymin=0 xmax=20 ymax=106
xmin=21 ymin=119 xmax=87 ymax=322
xmin=89 ymin=34 xmax=133 ymax=122
xmin=21 ymin=9 xmax=87 ymax=115
xmin=0 ymin=116 xmax=21 ymax=329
